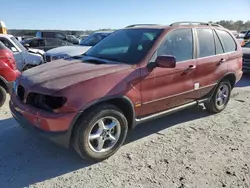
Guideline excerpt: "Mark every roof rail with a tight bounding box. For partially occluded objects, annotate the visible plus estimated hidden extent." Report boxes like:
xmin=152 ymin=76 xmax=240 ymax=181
xmin=170 ymin=21 xmax=224 ymax=28
xmin=125 ymin=24 xmax=160 ymax=28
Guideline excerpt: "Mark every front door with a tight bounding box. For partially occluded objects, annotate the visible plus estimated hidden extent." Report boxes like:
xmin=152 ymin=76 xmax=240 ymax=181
xmin=140 ymin=28 xmax=197 ymax=117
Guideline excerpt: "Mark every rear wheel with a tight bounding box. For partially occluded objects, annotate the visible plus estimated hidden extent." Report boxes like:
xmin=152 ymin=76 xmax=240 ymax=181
xmin=72 ymin=104 xmax=128 ymax=161
xmin=205 ymin=81 xmax=232 ymax=113
xmin=0 ymin=86 xmax=6 ymax=107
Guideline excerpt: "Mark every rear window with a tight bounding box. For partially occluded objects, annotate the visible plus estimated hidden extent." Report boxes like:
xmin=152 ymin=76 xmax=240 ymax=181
xmin=216 ymin=30 xmax=236 ymax=53
xmin=0 ymin=41 xmax=7 ymax=49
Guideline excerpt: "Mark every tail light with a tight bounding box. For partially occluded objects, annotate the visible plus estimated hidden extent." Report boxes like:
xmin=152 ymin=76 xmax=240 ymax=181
xmin=0 ymin=42 xmax=16 ymax=70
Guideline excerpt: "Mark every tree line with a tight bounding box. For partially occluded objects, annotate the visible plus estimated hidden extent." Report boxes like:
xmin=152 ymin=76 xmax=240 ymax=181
xmin=7 ymin=20 xmax=250 ymax=37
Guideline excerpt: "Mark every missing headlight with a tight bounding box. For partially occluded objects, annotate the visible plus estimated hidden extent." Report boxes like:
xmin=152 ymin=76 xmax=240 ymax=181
xmin=27 ymin=93 xmax=67 ymax=112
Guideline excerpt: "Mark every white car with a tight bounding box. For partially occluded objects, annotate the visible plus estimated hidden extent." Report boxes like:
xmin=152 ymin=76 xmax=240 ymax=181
xmin=0 ymin=34 xmax=44 ymax=71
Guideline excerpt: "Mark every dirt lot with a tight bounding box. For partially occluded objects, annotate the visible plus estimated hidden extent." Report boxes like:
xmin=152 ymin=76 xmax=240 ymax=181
xmin=1 ymin=75 xmax=250 ymax=188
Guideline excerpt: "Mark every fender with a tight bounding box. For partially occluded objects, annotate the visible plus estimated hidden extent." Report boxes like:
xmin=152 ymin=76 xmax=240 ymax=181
xmin=68 ymin=95 xmax=136 ymax=132
xmin=207 ymin=72 xmax=237 ymax=101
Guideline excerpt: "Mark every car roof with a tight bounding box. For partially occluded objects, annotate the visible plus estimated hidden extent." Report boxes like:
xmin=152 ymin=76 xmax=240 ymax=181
xmin=0 ymin=34 xmax=14 ymax=38
xmin=124 ymin=22 xmax=226 ymax=30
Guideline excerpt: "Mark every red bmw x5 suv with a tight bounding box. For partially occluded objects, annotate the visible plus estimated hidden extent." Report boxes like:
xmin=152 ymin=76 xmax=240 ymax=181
xmin=10 ymin=22 xmax=242 ymax=161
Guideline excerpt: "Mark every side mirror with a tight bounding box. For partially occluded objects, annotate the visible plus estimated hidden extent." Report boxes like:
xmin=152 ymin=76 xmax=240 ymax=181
xmin=23 ymin=43 xmax=30 ymax=49
xmin=155 ymin=55 xmax=176 ymax=68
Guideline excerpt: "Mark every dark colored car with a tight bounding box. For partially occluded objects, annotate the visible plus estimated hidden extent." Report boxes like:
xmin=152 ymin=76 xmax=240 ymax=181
xmin=21 ymin=38 xmax=73 ymax=52
xmin=10 ymin=22 xmax=243 ymax=161
xmin=242 ymin=41 xmax=250 ymax=73
xmin=0 ymin=41 xmax=20 ymax=107
xmin=36 ymin=31 xmax=79 ymax=44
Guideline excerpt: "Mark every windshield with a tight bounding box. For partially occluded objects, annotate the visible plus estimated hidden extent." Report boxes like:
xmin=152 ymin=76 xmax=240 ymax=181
xmin=80 ymin=32 xmax=111 ymax=46
xmin=11 ymin=37 xmax=27 ymax=51
xmin=85 ymin=28 xmax=163 ymax=64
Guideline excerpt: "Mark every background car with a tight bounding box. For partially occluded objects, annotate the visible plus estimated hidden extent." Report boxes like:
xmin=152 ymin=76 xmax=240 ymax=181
xmin=0 ymin=34 xmax=44 ymax=71
xmin=77 ymin=34 xmax=89 ymax=41
xmin=36 ymin=31 xmax=79 ymax=44
xmin=0 ymin=41 xmax=20 ymax=107
xmin=44 ymin=30 xmax=113 ymax=62
xmin=21 ymin=37 xmax=73 ymax=51
xmin=242 ymin=41 xmax=250 ymax=73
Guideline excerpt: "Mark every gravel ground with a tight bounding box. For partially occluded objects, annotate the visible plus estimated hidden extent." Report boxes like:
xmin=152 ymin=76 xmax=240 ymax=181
xmin=1 ymin=75 xmax=250 ymax=188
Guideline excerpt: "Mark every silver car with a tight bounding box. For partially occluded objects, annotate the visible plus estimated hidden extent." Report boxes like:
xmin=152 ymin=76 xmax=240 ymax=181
xmin=44 ymin=31 xmax=113 ymax=62
xmin=0 ymin=34 xmax=44 ymax=71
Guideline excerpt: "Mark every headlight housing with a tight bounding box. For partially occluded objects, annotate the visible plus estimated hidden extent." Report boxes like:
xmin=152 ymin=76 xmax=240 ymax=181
xmin=26 ymin=93 xmax=67 ymax=112
xmin=51 ymin=54 xmax=70 ymax=61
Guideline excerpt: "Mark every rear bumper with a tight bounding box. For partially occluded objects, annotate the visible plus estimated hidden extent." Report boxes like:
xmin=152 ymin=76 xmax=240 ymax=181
xmin=9 ymin=96 xmax=79 ymax=148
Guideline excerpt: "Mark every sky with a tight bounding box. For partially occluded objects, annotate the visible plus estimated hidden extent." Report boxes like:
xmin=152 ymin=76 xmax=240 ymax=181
xmin=0 ymin=0 xmax=249 ymax=30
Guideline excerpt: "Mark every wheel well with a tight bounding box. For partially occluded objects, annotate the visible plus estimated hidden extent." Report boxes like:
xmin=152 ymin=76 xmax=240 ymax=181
xmin=0 ymin=79 xmax=7 ymax=91
xmin=222 ymin=74 xmax=236 ymax=88
xmin=69 ymin=98 xmax=135 ymax=145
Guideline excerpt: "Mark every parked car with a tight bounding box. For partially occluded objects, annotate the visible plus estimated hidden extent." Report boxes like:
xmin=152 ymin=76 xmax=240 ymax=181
xmin=237 ymin=30 xmax=250 ymax=46
xmin=36 ymin=31 xmax=79 ymax=44
xmin=44 ymin=31 xmax=113 ymax=62
xmin=21 ymin=37 xmax=73 ymax=52
xmin=67 ymin=35 xmax=79 ymax=44
xmin=0 ymin=34 xmax=44 ymax=71
xmin=10 ymin=22 xmax=243 ymax=161
xmin=242 ymin=41 xmax=250 ymax=73
xmin=0 ymin=41 xmax=20 ymax=107
xmin=77 ymin=34 xmax=89 ymax=41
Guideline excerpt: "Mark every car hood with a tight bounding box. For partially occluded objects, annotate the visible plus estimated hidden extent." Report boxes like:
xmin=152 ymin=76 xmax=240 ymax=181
xmin=242 ymin=47 xmax=250 ymax=54
xmin=45 ymin=46 xmax=92 ymax=57
xmin=20 ymin=58 xmax=131 ymax=92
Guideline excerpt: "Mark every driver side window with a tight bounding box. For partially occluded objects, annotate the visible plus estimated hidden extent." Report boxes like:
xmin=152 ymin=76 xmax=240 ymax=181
xmin=157 ymin=28 xmax=193 ymax=62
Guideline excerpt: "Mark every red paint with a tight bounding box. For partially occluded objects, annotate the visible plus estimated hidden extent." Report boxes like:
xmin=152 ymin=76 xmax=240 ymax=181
xmin=10 ymin=24 xmax=243 ymax=137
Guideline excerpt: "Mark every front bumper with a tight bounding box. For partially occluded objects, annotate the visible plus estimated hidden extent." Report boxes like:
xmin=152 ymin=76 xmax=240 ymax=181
xmin=9 ymin=96 xmax=79 ymax=148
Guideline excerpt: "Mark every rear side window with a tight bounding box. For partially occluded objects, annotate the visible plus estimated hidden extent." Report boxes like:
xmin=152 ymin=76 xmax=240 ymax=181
xmin=197 ymin=29 xmax=215 ymax=58
xmin=157 ymin=28 xmax=193 ymax=62
xmin=213 ymin=31 xmax=224 ymax=54
xmin=216 ymin=30 xmax=236 ymax=53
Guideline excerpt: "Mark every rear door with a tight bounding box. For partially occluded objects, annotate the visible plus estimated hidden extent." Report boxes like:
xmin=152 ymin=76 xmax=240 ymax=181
xmin=193 ymin=28 xmax=228 ymax=99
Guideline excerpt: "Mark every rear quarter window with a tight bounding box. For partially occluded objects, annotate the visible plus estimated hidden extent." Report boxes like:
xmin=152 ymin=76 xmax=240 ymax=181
xmin=216 ymin=30 xmax=236 ymax=53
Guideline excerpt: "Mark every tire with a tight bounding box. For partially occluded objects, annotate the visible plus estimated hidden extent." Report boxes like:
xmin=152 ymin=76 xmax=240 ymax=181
xmin=0 ymin=86 xmax=7 ymax=108
xmin=23 ymin=65 xmax=35 ymax=71
xmin=204 ymin=80 xmax=232 ymax=113
xmin=72 ymin=103 xmax=128 ymax=162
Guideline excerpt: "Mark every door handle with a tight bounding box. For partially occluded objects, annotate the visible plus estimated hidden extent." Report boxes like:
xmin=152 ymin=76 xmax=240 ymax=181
xmin=185 ymin=65 xmax=196 ymax=72
xmin=218 ymin=58 xmax=226 ymax=65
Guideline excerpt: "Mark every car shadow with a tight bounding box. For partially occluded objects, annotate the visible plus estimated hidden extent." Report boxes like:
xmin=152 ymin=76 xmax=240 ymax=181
xmin=0 ymin=105 xmax=211 ymax=187
xmin=0 ymin=117 xmax=93 ymax=187
xmin=235 ymin=73 xmax=250 ymax=87
xmin=125 ymin=105 xmax=210 ymax=144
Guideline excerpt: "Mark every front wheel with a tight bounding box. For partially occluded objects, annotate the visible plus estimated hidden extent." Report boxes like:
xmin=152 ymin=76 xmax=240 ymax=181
xmin=205 ymin=81 xmax=232 ymax=113
xmin=0 ymin=86 xmax=7 ymax=107
xmin=72 ymin=104 xmax=128 ymax=162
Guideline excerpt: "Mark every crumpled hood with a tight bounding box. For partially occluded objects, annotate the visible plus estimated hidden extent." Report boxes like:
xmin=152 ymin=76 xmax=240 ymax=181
xmin=45 ymin=45 xmax=92 ymax=57
xmin=242 ymin=47 xmax=250 ymax=54
xmin=19 ymin=58 xmax=131 ymax=92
